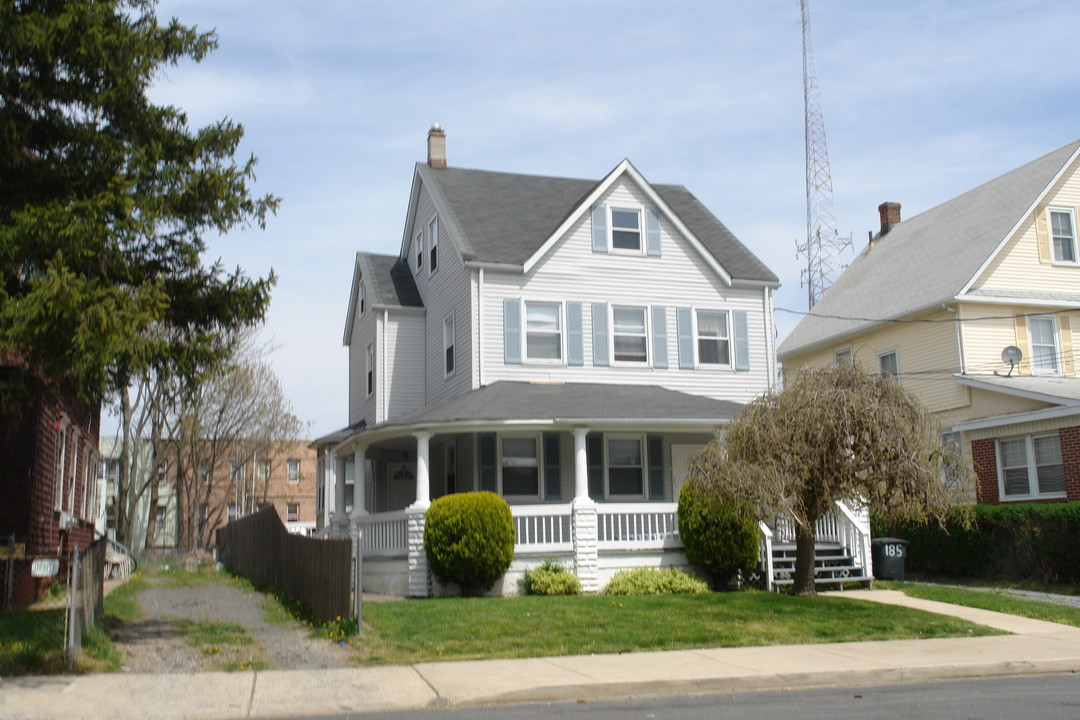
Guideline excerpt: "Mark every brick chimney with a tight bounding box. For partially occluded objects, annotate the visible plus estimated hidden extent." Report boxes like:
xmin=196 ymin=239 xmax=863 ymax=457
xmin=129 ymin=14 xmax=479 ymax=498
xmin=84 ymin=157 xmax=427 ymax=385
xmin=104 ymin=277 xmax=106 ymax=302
xmin=878 ymin=202 xmax=901 ymax=235
xmin=427 ymin=123 xmax=446 ymax=169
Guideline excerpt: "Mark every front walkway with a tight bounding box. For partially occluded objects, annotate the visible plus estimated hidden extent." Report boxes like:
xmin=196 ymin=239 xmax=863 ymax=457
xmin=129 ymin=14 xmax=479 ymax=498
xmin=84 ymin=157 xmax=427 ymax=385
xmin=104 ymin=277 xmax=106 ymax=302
xmin=3 ymin=591 xmax=1079 ymax=719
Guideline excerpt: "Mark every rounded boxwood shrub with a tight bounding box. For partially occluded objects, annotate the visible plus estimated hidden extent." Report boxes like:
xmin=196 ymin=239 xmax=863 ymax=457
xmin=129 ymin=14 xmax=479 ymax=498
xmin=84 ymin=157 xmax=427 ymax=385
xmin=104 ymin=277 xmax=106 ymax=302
xmin=520 ymin=559 xmax=581 ymax=596
xmin=601 ymin=567 xmax=709 ymax=596
xmin=423 ymin=491 xmax=515 ymax=596
xmin=677 ymin=475 xmax=759 ymax=588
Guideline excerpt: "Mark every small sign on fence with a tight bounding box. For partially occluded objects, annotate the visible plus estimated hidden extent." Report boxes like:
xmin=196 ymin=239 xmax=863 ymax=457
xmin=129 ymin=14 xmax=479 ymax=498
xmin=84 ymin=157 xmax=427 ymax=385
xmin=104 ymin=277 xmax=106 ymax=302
xmin=31 ymin=558 xmax=60 ymax=577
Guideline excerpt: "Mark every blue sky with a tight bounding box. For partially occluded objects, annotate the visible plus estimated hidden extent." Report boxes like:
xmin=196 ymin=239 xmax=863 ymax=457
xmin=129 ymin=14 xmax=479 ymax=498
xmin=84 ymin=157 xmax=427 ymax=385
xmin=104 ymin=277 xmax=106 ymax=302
xmin=145 ymin=0 xmax=1080 ymax=436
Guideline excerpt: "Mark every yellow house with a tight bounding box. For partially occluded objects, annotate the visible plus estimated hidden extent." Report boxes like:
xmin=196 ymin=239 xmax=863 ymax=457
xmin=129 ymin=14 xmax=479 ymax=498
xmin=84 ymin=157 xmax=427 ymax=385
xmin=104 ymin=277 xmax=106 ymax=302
xmin=779 ymin=139 xmax=1080 ymax=506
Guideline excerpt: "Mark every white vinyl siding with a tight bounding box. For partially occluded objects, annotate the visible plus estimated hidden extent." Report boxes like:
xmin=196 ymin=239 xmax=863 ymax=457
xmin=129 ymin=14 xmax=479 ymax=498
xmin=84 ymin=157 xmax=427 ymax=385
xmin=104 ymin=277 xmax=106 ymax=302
xmin=384 ymin=313 xmax=426 ymax=421
xmin=477 ymin=177 xmax=772 ymax=404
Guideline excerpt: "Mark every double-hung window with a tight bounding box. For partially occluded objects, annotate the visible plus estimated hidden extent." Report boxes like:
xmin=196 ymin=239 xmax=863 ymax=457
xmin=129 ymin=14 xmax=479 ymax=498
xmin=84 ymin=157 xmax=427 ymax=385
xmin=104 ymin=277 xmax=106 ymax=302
xmin=696 ymin=310 xmax=730 ymax=365
xmin=612 ymin=306 xmax=647 ymax=363
xmin=287 ymin=503 xmax=300 ymax=523
xmin=501 ymin=436 xmax=539 ymax=497
xmin=443 ymin=314 xmax=455 ymax=375
xmin=525 ymin=302 xmax=561 ymax=360
xmin=879 ymin=349 xmax=899 ymax=378
xmin=429 ymin=217 xmax=439 ymax=272
xmin=607 ymin=436 xmax=644 ymax=496
xmin=366 ymin=342 xmax=375 ymax=396
xmin=834 ymin=347 xmax=852 ymax=365
xmin=1049 ymin=208 xmax=1078 ymax=264
xmin=998 ymin=434 xmax=1065 ymax=499
xmin=1028 ymin=316 xmax=1059 ymax=374
xmin=287 ymin=459 xmax=300 ymax=483
xmin=610 ymin=208 xmax=641 ymax=251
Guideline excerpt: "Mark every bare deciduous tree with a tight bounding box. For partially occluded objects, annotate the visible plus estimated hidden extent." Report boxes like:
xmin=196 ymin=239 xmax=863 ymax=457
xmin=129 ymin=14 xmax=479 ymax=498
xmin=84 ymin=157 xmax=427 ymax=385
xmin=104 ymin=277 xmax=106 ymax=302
xmin=689 ymin=363 xmax=969 ymax=596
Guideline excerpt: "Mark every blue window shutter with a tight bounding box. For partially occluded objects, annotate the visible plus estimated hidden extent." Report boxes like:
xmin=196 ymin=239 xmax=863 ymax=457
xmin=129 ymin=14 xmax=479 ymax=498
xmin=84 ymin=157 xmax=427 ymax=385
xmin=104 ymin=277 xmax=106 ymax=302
xmin=651 ymin=306 xmax=668 ymax=368
xmin=645 ymin=208 xmax=662 ymax=256
xmin=647 ymin=436 xmax=664 ymax=500
xmin=544 ymin=433 xmax=562 ymax=500
xmin=591 ymin=205 xmax=608 ymax=253
xmin=587 ymin=433 xmax=604 ymax=500
xmin=567 ymin=301 xmax=584 ymax=367
xmin=504 ymin=298 xmax=521 ymax=364
xmin=733 ymin=310 xmax=750 ymax=371
xmin=591 ymin=302 xmax=609 ymax=366
xmin=479 ymin=434 xmax=497 ymax=493
xmin=676 ymin=307 xmax=694 ymax=369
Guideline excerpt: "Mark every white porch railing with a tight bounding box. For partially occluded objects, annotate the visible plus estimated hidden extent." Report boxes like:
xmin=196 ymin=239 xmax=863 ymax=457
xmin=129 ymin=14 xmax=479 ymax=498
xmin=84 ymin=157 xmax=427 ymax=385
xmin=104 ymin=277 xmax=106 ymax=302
xmin=757 ymin=521 xmax=774 ymax=591
xmin=596 ymin=502 xmax=681 ymax=550
xmin=357 ymin=510 xmax=408 ymax=557
xmin=772 ymin=501 xmax=855 ymax=545
xmin=832 ymin=500 xmax=873 ymax=579
xmin=513 ymin=503 xmax=574 ymax=553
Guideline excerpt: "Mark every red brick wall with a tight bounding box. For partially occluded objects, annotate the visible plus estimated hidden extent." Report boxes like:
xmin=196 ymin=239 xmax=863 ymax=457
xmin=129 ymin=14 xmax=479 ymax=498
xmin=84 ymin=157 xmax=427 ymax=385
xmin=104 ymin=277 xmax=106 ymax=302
xmin=971 ymin=438 xmax=998 ymax=504
xmin=1062 ymin=426 xmax=1080 ymax=501
xmin=972 ymin=425 xmax=1080 ymax=505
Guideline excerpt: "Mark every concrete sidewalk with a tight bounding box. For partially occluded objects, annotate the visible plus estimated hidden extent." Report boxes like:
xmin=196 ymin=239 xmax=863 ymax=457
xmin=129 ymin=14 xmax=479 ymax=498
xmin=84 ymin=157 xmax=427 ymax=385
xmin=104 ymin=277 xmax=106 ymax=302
xmin=3 ymin=590 xmax=1079 ymax=719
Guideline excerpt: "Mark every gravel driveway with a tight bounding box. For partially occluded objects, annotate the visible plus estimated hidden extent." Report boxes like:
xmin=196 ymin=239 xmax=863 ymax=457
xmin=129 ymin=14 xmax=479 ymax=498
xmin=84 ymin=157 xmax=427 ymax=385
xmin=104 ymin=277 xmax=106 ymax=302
xmin=114 ymin=575 xmax=357 ymax=674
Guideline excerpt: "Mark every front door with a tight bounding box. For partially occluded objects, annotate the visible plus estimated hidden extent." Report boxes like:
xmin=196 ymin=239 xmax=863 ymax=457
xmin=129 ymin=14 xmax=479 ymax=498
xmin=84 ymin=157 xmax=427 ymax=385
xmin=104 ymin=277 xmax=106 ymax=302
xmin=670 ymin=445 xmax=703 ymax=501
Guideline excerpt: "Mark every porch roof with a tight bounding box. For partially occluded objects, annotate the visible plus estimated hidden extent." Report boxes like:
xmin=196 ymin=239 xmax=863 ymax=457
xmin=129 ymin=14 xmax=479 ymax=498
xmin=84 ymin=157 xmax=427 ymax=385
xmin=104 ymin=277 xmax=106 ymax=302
xmin=338 ymin=382 xmax=742 ymax=446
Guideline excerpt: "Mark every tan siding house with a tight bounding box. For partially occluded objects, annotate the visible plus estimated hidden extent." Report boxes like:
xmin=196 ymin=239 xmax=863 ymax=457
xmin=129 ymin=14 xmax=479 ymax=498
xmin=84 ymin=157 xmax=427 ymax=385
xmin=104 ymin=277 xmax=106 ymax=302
xmin=779 ymin=139 xmax=1080 ymax=506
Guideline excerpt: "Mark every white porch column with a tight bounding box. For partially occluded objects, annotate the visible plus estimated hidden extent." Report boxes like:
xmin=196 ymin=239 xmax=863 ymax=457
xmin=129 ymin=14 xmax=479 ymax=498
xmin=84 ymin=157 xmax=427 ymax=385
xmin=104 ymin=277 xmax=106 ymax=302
xmin=333 ymin=451 xmax=349 ymax=536
xmin=407 ymin=431 xmax=432 ymax=598
xmin=571 ymin=427 xmax=599 ymax=593
xmin=412 ymin=432 xmax=431 ymax=508
xmin=352 ymin=444 xmax=369 ymax=517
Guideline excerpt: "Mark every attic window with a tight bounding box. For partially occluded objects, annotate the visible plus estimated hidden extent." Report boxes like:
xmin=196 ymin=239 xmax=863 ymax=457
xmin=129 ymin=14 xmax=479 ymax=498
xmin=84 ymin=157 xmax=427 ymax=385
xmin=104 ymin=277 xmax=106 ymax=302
xmin=415 ymin=231 xmax=423 ymax=268
xmin=1049 ymin=208 xmax=1078 ymax=264
xmin=359 ymin=282 xmax=366 ymax=315
xmin=429 ymin=217 xmax=439 ymax=273
xmin=611 ymin=208 xmax=641 ymax=251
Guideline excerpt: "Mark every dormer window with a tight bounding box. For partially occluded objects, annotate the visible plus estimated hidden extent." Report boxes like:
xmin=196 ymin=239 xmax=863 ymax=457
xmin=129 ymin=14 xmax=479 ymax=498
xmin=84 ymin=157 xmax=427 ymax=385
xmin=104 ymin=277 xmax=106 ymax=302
xmin=610 ymin=208 xmax=641 ymax=251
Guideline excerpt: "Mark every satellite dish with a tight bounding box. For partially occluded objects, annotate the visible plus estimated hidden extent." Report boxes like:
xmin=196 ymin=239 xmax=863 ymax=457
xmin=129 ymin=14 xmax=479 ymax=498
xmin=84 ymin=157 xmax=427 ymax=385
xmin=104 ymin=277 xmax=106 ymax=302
xmin=1001 ymin=345 xmax=1023 ymax=376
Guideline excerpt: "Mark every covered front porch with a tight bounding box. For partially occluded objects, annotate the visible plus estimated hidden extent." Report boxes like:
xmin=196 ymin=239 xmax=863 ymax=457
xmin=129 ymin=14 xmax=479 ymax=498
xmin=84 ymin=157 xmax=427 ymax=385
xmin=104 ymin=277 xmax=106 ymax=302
xmin=316 ymin=382 xmax=872 ymax=596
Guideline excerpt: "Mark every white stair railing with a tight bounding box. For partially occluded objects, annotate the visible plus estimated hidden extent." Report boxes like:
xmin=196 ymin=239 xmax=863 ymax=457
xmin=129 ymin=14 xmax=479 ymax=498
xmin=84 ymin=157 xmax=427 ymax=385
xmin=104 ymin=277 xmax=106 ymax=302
xmin=758 ymin=521 xmax=775 ymax=592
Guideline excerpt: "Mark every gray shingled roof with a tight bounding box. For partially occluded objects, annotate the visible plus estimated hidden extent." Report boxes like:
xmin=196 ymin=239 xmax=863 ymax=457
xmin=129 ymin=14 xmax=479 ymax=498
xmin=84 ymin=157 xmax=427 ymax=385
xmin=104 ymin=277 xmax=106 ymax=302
xmin=778 ymin=139 xmax=1080 ymax=359
xmin=415 ymin=162 xmax=778 ymax=283
xmin=355 ymin=252 xmax=422 ymax=308
xmin=373 ymin=381 xmax=743 ymax=430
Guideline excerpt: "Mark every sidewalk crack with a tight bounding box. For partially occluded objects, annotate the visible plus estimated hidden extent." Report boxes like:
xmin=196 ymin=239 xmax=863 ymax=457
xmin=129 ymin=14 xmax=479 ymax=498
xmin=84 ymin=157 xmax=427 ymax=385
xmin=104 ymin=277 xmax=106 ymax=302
xmin=246 ymin=671 xmax=258 ymax=717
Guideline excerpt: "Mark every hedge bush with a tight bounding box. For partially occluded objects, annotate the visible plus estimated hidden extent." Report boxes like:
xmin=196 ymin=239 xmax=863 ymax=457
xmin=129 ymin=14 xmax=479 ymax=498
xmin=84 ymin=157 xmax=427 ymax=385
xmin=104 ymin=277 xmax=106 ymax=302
xmin=601 ymin=567 xmax=710 ymax=596
xmin=519 ymin=560 xmax=581 ymax=596
xmin=423 ymin=491 xmax=515 ymax=596
xmin=677 ymin=475 xmax=759 ymax=588
xmin=878 ymin=501 xmax=1080 ymax=584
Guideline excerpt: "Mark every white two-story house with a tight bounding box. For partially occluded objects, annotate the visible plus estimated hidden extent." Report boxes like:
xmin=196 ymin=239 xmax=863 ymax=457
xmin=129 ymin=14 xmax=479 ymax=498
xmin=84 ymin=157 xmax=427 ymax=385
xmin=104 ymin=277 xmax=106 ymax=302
xmin=315 ymin=126 xmax=789 ymax=596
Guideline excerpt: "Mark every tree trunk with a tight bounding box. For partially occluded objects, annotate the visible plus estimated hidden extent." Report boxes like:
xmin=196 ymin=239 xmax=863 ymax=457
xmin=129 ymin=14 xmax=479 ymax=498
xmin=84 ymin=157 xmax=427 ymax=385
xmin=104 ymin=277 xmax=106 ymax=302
xmin=791 ymin=522 xmax=818 ymax=597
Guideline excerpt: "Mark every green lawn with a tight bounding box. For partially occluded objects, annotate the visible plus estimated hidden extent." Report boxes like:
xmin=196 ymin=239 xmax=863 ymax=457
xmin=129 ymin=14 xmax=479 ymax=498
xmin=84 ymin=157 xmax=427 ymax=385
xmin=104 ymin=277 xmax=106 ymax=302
xmin=352 ymin=591 xmax=1003 ymax=665
xmin=882 ymin=581 xmax=1080 ymax=629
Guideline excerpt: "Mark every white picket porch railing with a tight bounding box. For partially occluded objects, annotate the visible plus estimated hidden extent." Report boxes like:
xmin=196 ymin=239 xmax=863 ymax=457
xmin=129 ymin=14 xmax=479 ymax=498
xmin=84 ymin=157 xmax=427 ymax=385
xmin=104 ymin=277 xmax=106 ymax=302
xmin=357 ymin=510 xmax=408 ymax=557
xmin=596 ymin=503 xmax=681 ymax=550
xmin=512 ymin=503 xmax=574 ymax=553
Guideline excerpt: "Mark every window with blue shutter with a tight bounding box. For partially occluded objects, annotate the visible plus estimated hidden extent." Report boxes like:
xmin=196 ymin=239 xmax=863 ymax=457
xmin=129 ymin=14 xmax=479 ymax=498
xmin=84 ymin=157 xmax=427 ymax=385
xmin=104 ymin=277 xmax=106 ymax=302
xmin=591 ymin=302 xmax=610 ymax=366
xmin=591 ymin=205 xmax=609 ymax=253
xmin=676 ymin=307 xmax=694 ymax=369
xmin=544 ymin=433 xmax=561 ymax=500
xmin=504 ymin=298 xmax=521 ymax=364
xmin=587 ymin=433 xmax=604 ymax=500
xmin=479 ymin=434 xmax=497 ymax=493
xmin=647 ymin=436 xmax=664 ymax=500
xmin=567 ymin=302 xmax=584 ymax=367
xmin=645 ymin=208 xmax=662 ymax=256
xmin=651 ymin=306 xmax=668 ymax=368
xmin=733 ymin=310 xmax=750 ymax=371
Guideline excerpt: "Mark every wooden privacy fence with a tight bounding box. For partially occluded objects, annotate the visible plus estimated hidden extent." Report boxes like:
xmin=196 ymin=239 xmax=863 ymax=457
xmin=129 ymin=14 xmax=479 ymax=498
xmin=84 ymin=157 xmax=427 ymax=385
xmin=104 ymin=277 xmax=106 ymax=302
xmin=217 ymin=508 xmax=351 ymax=622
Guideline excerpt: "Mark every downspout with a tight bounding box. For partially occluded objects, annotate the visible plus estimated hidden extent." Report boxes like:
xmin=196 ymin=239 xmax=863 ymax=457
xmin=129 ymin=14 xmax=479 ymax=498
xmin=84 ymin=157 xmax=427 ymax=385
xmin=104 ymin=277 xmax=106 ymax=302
xmin=943 ymin=303 xmax=966 ymax=374
xmin=381 ymin=309 xmax=389 ymax=423
xmin=763 ymin=286 xmax=776 ymax=390
xmin=477 ymin=267 xmax=484 ymax=386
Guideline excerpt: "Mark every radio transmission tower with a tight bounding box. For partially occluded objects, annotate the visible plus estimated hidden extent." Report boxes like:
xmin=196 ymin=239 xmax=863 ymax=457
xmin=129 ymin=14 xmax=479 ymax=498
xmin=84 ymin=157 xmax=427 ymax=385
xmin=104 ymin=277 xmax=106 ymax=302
xmin=796 ymin=0 xmax=851 ymax=308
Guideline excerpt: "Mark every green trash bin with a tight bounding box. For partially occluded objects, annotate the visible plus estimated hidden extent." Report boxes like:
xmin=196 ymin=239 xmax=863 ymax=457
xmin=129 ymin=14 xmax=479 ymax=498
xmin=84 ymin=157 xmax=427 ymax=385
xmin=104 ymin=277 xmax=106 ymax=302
xmin=871 ymin=537 xmax=909 ymax=581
